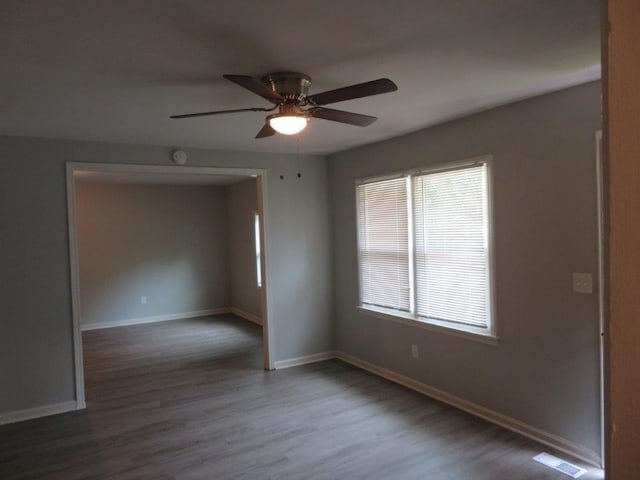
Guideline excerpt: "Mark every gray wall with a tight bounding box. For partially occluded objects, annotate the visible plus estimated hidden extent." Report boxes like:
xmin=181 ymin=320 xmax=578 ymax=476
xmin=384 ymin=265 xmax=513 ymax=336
xmin=76 ymin=183 xmax=229 ymax=327
xmin=0 ymin=137 xmax=332 ymax=414
xmin=0 ymin=82 xmax=602 ymax=458
xmin=226 ymin=178 xmax=262 ymax=320
xmin=328 ymin=81 xmax=602 ymax=455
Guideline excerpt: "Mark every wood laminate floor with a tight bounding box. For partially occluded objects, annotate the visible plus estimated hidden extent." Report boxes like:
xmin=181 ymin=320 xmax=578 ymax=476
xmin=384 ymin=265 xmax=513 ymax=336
xmin=0 ymin=315 xmax=603 ymax=479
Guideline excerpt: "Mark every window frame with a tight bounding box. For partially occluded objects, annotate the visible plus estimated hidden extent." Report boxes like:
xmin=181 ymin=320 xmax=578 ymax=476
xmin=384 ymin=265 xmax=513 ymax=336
xmin=355 ymin=155 xmax=498 ymax=345
xmin=253 ymin=210 xmax=262 ymax=289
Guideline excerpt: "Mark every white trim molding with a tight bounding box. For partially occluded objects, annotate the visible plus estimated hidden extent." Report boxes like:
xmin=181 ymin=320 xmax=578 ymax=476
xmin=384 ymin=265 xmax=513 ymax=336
xmin=595 ymin=129 xmax=605 ymax=466
xmin=229 ymin=307 xmax=263 ymax=326
xmin=274 ymin=351 xmax=337 ymax=370
xmin=66 ymin=164 xmax=86 ymax=409
xmin=81 ymin=308 xmax=230 ymax=331
xmin=357 ymin=306 xmax=499 ymax=346
xmin=334 ymin=352 xmax=602 ymax=468
xmin=66 ymin=161 xmax=275 ymax=406
xmin=0 ymin=401 xmax=79 ymax=426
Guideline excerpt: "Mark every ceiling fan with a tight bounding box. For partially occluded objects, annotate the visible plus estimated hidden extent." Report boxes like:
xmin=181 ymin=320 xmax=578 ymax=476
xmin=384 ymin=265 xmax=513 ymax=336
xmin=170 ymin=72 xmax=398 ymax=138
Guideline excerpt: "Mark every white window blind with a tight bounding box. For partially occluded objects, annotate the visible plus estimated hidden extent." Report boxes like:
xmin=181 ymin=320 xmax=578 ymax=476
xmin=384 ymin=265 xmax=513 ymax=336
xmin=413 ymin=164 xmax=489 ymax=328
xmin=357 ymin=177 xmax=410 ymax=312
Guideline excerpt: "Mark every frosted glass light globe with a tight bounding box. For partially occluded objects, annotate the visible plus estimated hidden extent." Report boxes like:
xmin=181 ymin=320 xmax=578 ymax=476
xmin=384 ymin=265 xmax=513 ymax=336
xmin=269 ymin=114 xmax=308 ymax=135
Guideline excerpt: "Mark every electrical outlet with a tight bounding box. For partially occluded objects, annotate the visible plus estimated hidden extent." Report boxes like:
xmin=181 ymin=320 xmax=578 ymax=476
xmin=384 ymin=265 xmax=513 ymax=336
xmin=411 ymin=344 xmax=419 ymax=359
xmin=141 ymin=296 xmax=147 ymax=304
xmin=572 ymin=273 xmax=593 ymax=294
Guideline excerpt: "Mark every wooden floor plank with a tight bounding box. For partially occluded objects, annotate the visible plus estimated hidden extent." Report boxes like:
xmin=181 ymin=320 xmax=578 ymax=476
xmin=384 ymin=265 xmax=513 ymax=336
xmin=0 ymin=314 xmax=601 ymax=479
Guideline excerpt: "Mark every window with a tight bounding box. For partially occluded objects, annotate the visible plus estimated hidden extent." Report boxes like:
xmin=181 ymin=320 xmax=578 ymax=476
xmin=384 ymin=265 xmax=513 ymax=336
xmin=254 ymin=211 xmax=262 ymax=288
xmin=356 ymin=159 xmax=494 ymax=340
xmin=357 ymin=177 xmax=410 ymax=313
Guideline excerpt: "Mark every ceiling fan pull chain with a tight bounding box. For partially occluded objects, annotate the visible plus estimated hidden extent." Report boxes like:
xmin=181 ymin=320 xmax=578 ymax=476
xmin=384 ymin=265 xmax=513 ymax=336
xmin=296 ymin=135 xmax=302 ymax=179
xmin=279 ymin=133 xmax=285 ymax=180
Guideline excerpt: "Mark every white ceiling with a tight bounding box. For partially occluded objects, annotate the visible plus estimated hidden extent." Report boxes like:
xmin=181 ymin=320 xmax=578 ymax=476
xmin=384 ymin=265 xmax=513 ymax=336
xmin=0 ymin=0 xmax=601 ymax=155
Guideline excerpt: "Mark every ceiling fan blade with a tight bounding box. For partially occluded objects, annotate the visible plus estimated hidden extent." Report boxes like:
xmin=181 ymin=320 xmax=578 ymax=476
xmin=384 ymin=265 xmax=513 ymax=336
xmin=307 ymin=78 xmax=397 ymax=106
xmin=223 ymin=74 xmax=284 ymax=104
xmin=255 ymin=123 xmax=276 ymax=138
xmin=309 ymin=107 xmax=377 ymax=126
xmin=170 ymin=107 xmax=274 ymax=119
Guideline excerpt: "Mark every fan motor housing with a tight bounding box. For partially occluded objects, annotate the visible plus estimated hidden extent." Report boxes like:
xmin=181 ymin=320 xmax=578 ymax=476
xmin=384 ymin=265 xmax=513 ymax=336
xmin=262 ymin=72 xmax=311 ymax=102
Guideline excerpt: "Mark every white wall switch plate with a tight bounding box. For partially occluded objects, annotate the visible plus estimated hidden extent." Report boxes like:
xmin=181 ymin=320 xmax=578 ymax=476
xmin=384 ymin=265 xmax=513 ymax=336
xmin=140 ymin=295 xmax=147 ymax=304
xmin=572 ymin=273 xmax=593 ymax=294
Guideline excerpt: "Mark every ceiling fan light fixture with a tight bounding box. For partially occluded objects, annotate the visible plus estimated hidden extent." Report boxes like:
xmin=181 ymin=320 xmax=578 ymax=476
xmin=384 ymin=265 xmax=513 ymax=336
xmin=268 ymin=113 xmax=308 ymax=135
xmin=171 ymin=73 xmax=398 ymax=139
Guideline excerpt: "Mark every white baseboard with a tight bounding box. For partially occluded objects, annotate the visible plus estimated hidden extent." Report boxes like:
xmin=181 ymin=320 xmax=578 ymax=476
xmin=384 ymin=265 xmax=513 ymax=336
xmin=0 ymin=400 xmax=79 ymax=426
xmin=334 ymin=351 xmax=601 ymax=468
xmin=81 ymin=308 xmax=230 ymax=331
xmin=229 ymin=307 xmax=263 ymax=326
xmin=274 ymin=351 xmax=337 ymax=369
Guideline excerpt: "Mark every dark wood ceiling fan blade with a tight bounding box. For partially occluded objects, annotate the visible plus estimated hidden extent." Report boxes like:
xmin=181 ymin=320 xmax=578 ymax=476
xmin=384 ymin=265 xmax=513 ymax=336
xmin=309 ymin=107 xmax=377 ymax=126
xmin=223 ymin=74 xmax=284 ymax=103
xmin=170 ymin=107 xmax=274 ymax=119
xmin=307 ymin=78 xmax=397 ymax=106
xmin=255 ymin=123 xmax=276 ymax=138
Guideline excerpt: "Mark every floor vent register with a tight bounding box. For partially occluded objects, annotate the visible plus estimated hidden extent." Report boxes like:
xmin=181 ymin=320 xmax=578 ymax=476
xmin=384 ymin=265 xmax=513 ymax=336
xmin=533 ymin=452 xmax=587 ymax=478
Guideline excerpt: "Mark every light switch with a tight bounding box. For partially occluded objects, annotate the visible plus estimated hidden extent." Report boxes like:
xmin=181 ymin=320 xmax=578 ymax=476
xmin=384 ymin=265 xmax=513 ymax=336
xmin=572 ymin=273 xmax=593 ymax=294
xmin=411 ymin=344 xmax=419 ymax=359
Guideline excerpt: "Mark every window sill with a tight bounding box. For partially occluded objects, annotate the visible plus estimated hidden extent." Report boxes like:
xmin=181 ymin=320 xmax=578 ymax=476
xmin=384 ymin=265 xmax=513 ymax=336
xmin=356 ymin=305 xmax=499 ymax=346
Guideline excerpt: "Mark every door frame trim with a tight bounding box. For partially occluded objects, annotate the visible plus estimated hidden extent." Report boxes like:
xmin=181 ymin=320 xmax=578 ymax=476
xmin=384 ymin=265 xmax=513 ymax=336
xmin=595 ymin=130 xmax=605 ymax=467
xmin=65 ymin=162 xmax=275 ymax=409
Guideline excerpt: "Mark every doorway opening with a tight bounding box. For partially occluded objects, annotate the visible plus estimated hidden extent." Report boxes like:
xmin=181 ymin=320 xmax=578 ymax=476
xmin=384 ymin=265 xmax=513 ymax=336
xmin=66 ymin=162 xmax=274 ymax=409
